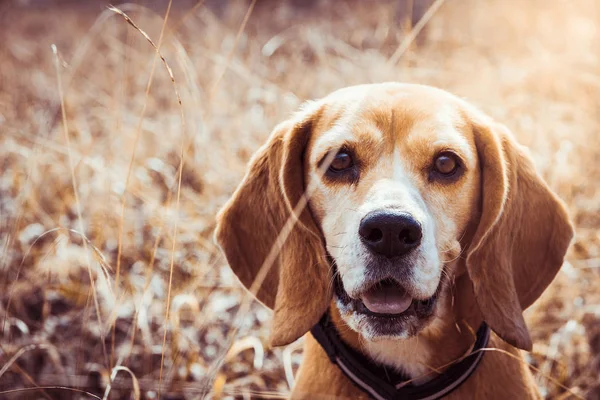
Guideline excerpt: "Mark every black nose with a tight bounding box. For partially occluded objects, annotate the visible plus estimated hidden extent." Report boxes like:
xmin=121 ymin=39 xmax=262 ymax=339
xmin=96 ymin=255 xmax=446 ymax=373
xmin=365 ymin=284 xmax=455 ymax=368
xmin=359 ymin=210 xmax=422 ymax=258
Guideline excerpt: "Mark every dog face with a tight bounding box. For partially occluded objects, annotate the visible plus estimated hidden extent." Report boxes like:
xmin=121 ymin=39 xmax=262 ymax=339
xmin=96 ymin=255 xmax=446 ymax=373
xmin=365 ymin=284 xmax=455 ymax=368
xmin=216 ymin=83 xmax=573 ymax=351
xmin=304 ymin=85 xmax=481 ymax=340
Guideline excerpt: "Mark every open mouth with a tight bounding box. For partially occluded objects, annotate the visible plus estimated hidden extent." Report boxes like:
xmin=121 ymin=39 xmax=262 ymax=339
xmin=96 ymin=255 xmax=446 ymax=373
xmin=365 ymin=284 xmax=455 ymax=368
xmin=330 ymin=260 xmax=443 ymax=338
xmin=355 ymin=278 xmax=438 ymax=319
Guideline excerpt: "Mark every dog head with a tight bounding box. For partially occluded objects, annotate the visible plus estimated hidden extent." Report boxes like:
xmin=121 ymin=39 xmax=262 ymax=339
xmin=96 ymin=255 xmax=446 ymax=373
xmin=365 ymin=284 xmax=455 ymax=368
xmin=215 ymin=83 xmax=574 ymax=351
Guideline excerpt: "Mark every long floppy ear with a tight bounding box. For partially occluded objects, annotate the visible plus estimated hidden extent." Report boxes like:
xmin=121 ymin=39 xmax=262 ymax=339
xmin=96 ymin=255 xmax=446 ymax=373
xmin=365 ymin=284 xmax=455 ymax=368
xmin=466 ymin=116 xmax=574 ymax=351
xmin=214 ymin=105 xmax=332 ymax=347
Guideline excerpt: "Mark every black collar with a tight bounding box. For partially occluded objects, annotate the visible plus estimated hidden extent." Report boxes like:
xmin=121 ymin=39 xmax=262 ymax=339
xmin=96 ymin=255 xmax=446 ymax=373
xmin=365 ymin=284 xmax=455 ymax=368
xmin=310 ymin=313 xmax=490 ymax=400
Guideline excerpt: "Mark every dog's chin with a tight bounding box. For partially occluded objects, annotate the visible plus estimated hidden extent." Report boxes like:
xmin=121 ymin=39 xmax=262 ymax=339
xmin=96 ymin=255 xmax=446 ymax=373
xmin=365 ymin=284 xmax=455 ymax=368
xmin=334 ymin=276 xmax=440 ymax=341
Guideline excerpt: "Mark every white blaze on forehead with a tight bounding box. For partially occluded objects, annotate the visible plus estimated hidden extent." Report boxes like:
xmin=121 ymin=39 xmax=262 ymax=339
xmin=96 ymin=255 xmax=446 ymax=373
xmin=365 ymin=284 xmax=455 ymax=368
xmin=392 ymin=147 xmax=414 ymax=184
xmin=364 ymin=149 xmax=427 ymax=219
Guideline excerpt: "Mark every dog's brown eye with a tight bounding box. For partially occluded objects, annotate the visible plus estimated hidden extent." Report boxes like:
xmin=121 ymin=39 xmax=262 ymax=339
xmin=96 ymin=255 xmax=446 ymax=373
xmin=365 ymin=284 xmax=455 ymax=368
xmin=329 ymin=152 xmax=353 ymax=172
xmin=433 ymin=153 xmax=459 ymax=176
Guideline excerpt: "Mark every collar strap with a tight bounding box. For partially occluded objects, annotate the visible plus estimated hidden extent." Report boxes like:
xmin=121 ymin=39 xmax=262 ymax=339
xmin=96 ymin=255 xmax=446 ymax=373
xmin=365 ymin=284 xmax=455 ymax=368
xmin=310 ymin=313 xmax=490 ymax=400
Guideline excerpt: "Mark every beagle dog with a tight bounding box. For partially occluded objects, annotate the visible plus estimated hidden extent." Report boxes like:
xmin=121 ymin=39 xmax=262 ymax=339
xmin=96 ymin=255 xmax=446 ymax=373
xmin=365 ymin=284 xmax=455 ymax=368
xmin=215 ymin=83 xmax=574 ymax=399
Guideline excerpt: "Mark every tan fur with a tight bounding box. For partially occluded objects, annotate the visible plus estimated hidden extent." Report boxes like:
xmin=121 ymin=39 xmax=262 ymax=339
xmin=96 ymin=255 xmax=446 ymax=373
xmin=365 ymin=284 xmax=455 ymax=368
xmin=215 ymin=83 xmax=574 ymax=399
xmin=294 ymin=329 xmax=541 ymax=400
xmin=214 ymin=104 xmax=333 ymax=346
xmin=464 ymin=114 xmax=574 ymax=351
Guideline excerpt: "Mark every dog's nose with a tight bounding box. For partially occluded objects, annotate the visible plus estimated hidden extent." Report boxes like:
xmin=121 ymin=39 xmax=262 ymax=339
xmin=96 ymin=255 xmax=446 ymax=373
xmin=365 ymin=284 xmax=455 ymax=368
xmin=359 ymin=210 xmax=422 ymax=258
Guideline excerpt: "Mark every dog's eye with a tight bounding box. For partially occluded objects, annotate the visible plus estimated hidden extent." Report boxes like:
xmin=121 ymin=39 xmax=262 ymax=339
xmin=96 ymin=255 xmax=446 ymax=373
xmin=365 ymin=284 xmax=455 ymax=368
xmin=329 ymin=152 xmax=354 ymax=172
xmin=434 ymin=154 xmax=457 ymax=175
xmin=321 ymin=149 xmax=359 ymax=184
xmin=432 ymin=152 xmax=461 ymax=178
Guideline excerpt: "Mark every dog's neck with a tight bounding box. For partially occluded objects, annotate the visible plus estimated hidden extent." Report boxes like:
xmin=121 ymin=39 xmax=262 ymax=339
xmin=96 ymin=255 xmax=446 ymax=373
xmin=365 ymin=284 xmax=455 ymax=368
xmin=329 ymin=294 xmax=481 ymax=384
xmin=292 ymin=275 xmax=541 ymax=399
xmin=295 ymin=316 xmax=539 ymax=400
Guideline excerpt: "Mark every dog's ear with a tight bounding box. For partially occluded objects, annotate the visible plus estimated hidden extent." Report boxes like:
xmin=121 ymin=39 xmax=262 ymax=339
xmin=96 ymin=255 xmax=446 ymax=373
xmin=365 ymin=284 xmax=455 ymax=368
xmin=466 ymin=115 xmax=574 ymax=351
xmin=215 ymin=104 xmax=332 ymax=347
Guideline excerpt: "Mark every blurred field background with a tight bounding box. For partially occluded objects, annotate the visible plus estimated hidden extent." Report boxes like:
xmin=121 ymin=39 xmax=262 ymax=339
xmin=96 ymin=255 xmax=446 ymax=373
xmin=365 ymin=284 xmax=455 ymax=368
xmin=1 ymin=0 xmax=600 ymax=398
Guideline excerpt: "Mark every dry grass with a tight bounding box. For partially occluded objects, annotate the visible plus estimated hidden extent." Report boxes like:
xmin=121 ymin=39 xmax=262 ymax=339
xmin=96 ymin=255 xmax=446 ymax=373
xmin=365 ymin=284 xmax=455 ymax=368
xmin=1 ymin=0 xmax=600 ymax=398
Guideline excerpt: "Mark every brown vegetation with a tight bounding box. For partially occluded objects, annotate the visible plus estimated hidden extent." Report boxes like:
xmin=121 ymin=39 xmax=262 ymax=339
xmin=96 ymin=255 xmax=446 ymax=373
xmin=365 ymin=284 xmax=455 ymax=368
xmin=1 ymin=0 xmax=599 ymax=398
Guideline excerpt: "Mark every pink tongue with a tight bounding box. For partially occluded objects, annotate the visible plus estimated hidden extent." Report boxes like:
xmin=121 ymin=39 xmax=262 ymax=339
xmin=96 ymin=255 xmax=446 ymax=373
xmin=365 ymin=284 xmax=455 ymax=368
xmin=361 ymin=285 xmax=412 ymax=314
